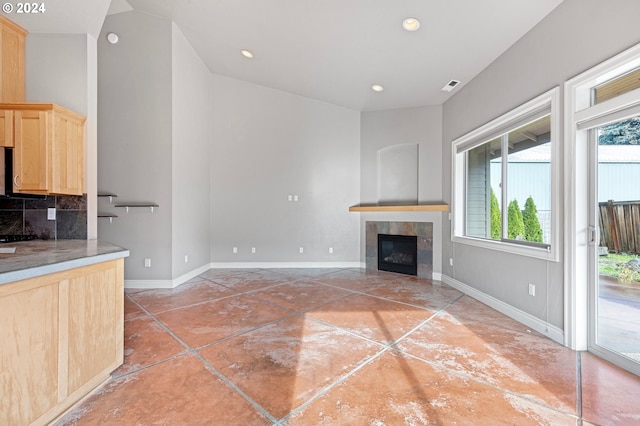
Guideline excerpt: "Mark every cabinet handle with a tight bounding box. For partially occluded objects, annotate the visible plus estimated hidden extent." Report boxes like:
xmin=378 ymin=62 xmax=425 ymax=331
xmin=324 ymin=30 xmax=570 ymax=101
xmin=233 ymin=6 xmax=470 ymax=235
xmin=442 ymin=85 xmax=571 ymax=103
xmin=13 ymin=175 xmax=19 ymax=189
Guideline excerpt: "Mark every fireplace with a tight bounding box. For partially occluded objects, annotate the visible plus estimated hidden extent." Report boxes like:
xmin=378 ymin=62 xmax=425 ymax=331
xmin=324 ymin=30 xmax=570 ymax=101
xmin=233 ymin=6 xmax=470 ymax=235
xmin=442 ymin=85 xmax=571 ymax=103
xmin=377 ymin=234 xmax=417 ymax=276
xmin=366 ymin=221 xmax=433 ymax=278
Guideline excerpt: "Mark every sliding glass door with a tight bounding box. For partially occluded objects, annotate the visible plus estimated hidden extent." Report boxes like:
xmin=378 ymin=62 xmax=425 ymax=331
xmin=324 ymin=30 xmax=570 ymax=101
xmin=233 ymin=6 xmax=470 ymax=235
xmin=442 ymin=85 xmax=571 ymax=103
xmin=589 ymin=115 xmax=640 ymax=375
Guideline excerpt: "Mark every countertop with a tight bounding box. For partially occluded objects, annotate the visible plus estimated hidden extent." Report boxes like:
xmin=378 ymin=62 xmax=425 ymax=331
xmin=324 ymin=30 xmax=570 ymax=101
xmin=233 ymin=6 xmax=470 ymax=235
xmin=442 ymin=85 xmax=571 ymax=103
xmin=0 ymin=239 xmax=129 ymax=285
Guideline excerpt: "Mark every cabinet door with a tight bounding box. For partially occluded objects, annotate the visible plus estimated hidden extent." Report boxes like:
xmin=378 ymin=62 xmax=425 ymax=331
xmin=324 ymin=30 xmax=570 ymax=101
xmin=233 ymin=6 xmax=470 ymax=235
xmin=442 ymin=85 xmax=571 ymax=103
xmin=0 ymin=18 xmax=26 ymax=102
xmin=51 ymin=112 xmax=84 ymax=195
xmin=13 ymin=109 xmax=49 ymax=193
xmin=67 ymin=260 xmax=123 ymax=395
xmin=0 ymin=280 xmax=60 ymax=426
xmin=0 ymin=109 xmax=13 ymax=147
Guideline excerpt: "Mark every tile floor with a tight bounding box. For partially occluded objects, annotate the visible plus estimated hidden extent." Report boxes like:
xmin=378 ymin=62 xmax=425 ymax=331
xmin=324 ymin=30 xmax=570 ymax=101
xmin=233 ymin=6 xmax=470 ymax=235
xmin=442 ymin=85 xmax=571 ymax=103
xmin=56 ymin=268 xmax=640 ymax=425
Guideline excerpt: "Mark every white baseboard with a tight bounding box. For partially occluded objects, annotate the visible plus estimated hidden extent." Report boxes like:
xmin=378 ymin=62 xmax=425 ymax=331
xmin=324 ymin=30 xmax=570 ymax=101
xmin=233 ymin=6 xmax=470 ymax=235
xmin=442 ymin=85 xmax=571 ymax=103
xmin=125 ymin=263 xmax=213 ymax=289
xmin=172 ymin=263 xmax=213 ymax=286
xmin=432 ymin=272 xmax=442 ymax=281
xmin=440 ymin=274 xmax=564 ymax=345
xmin=124 ymin=262 xmax=364 ymax=289
xmin=209 ymin=261 xmax=363 ymax=269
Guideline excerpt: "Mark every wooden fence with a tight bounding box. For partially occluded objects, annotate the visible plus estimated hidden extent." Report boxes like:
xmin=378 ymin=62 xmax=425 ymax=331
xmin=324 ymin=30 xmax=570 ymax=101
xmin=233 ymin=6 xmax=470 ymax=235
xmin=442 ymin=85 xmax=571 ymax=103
xmin=599 ymin=200 xmax=640 ymax=254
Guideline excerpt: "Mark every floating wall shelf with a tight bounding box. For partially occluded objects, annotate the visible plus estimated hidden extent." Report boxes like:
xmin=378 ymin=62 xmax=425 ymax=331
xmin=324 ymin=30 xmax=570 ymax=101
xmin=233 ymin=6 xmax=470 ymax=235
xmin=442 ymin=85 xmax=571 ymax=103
xmin=97 ymin=192 xmax=118 ymax=203
xmin=115 ymin=203 xmax=159 ymax=213
xmin=348 ymin=203 xmax=449 ymax=212
xmin=98 ymin=213 xmax=118 ymax=223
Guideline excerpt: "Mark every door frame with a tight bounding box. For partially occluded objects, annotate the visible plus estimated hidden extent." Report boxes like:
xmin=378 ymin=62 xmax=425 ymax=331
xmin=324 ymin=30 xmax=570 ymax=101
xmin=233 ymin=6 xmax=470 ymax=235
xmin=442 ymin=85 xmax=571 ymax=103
xmin=565 ymin=42 xmax=640 ymax=375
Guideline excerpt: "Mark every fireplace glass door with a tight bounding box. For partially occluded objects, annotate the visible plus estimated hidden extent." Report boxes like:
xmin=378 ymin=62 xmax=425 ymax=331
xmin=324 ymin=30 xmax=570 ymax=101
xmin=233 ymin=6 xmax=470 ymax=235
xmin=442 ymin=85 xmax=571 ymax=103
xmin=377 ymin=234 xmax=418 ymax=276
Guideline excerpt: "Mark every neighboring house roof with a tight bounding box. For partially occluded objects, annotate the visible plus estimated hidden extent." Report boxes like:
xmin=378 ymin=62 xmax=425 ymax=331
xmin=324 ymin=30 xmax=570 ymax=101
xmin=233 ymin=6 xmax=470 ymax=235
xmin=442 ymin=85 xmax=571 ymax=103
xmin=493 ymin=144 xmax=640 ymax=163
xmin=598 ymin=145 xmax=640 ymax=162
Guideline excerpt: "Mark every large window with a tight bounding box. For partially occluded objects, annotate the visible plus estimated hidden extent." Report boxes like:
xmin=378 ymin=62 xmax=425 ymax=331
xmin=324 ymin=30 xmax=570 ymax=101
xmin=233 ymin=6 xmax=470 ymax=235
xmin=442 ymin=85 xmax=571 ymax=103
xmin=452 ymin=88 xmax=559 ymax=260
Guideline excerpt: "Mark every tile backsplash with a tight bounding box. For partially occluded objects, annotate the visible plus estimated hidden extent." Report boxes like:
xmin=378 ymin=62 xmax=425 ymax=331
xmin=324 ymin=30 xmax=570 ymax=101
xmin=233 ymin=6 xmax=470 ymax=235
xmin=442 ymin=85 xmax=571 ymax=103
xmin=0 ymin=195 xmax=87 ymax=239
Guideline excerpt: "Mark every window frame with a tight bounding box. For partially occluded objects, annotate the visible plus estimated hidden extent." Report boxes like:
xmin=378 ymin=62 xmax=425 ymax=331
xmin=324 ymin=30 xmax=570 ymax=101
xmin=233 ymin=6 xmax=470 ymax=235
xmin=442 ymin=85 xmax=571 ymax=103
xmin=451 ymin=87 xmax=560 ymax=262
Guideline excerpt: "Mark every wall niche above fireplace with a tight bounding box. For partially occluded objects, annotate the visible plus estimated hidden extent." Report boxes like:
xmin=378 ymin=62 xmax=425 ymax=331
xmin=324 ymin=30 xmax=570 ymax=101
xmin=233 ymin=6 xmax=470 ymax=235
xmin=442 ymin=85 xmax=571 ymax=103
xmin=366 ymin=221 xmax=433 ymax=278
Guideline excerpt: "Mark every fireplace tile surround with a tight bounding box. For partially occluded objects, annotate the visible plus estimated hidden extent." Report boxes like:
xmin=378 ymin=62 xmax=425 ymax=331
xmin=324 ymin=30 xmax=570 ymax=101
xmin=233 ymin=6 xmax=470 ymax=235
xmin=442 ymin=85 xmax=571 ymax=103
xmin=366 ymin=221 xmax=433 ymax=278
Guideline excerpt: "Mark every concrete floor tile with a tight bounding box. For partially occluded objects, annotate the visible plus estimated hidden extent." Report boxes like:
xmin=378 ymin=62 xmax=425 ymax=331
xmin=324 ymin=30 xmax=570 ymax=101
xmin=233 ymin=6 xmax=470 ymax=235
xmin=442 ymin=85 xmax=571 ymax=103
xmin=581 ymin=351 xmax=640 ymax=425
xmin=285 ymin=351 xmax=576 ymax=426
xmin=250 ymin=280 xmax=352 ymax=312
xmin=128 ymin=278 xmax=239 ymax=314
xmin=306 ymin=293 xmax=435 ymax=344
xmin=155 ymin=294 xmax=291 ymax=347
xmin=56 ymin=355 xmax=271 ymax=425
xmin=200 ymin=316 xmax=380 ymax=419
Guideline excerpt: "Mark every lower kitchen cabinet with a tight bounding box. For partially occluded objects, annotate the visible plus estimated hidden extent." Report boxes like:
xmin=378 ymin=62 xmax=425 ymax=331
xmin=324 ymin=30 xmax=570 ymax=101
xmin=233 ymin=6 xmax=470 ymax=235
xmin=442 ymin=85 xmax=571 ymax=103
xmin=0 ymin=258 xmax=124 ymax=426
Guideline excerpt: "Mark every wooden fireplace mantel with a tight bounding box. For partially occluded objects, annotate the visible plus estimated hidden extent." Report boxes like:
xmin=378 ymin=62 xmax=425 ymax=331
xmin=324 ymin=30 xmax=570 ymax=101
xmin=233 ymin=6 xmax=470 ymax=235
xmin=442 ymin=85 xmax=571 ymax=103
xmin=348 ymin=203 xmax=449 ymax=213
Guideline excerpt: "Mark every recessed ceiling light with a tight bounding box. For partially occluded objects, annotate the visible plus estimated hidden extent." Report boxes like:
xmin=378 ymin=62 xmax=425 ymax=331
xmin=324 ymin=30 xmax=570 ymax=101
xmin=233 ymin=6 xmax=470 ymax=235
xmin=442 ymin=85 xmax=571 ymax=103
xmin=402 ymin=18 xmax=420 ymax=32
xmin=241 ymin=49 xmax=254 ymax=59
xmin=372 ymin=84 xmax=384 ymax=92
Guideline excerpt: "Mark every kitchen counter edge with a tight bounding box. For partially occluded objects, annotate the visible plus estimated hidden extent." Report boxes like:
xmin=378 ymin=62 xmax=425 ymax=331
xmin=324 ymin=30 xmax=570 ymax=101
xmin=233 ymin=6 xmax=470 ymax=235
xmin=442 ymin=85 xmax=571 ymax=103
xmin=0 ymin=240 xmax=130 ymax=285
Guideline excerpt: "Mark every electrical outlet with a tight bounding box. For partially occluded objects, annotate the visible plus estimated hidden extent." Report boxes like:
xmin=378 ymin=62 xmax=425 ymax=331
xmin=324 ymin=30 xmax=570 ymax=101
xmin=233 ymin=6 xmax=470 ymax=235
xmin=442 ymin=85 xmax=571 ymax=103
xmin=233 ymin=247 xmax=238 ymax=254
xmin=47 ymin=208 xmax=56 ymax=221
xmin=528 ymin=283 xmax=536 ymax=296
xmin=251 ymin=247 xmax=256 ymax=253
xmin=184 ymin=255 xmax=188 ymax=263
xmin=288 ymin=195 xmax=293 ymax=201
xmin=299 ymin=247 xmax=304 ymax=253
xmin=144 ymin=258 xmax=151 ymax=268
xmin=329 ymin=247 xmax=333 ymax=254
xmin=449 ymin=258 xmax=454 ymax=266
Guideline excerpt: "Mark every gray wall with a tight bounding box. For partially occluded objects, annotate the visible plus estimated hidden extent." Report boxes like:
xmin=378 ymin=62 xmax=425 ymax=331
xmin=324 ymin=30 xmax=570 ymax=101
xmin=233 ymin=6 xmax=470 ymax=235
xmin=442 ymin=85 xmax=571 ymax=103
xmin=97 ymin=11 xmax=173 ymax=280
xmin=25 ymin=34 xmax=88 ymax=114
xmin=441 ymin=0 xmax=640 ymax=329
xmin=171 ymin=23 xmax=212 ymax=278
xmin=211 ymin=75 xmax=361 ymax=263
xmin=360 ymin=106 xmax=444 ymax=274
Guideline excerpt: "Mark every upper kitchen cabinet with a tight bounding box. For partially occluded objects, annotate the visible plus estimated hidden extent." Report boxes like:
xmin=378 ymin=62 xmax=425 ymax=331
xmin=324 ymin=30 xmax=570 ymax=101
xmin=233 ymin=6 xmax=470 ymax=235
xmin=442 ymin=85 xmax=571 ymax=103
xmin=1 ymin=103 xmax=85 ymax=195
xmin=0 ymin=15 xmax=26 ymax=102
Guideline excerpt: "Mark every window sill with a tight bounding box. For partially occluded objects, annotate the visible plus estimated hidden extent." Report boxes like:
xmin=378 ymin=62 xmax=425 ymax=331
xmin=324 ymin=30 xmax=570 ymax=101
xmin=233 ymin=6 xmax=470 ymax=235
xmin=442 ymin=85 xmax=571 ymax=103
xmin=452 ymin=235 xmax=558 ymax=262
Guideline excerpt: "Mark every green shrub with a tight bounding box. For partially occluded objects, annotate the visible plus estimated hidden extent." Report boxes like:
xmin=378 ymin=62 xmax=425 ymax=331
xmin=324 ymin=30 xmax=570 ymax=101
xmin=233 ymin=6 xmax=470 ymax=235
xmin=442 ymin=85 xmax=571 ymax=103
xmin=507 ymin=199 xmax=524 ymax=240
xmin=523 ymin=196 xmax=543 ymax=243
xmin=490 ymin=189 xmax=501 ymax=240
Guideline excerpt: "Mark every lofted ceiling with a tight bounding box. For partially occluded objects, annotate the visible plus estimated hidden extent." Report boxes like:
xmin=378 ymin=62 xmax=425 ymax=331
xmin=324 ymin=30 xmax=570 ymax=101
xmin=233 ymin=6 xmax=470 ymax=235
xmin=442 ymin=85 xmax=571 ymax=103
xmin=8 ymin=0 xmax=564 ymax=111
xmin=6 ymin=0 xmax=111 ymax=38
